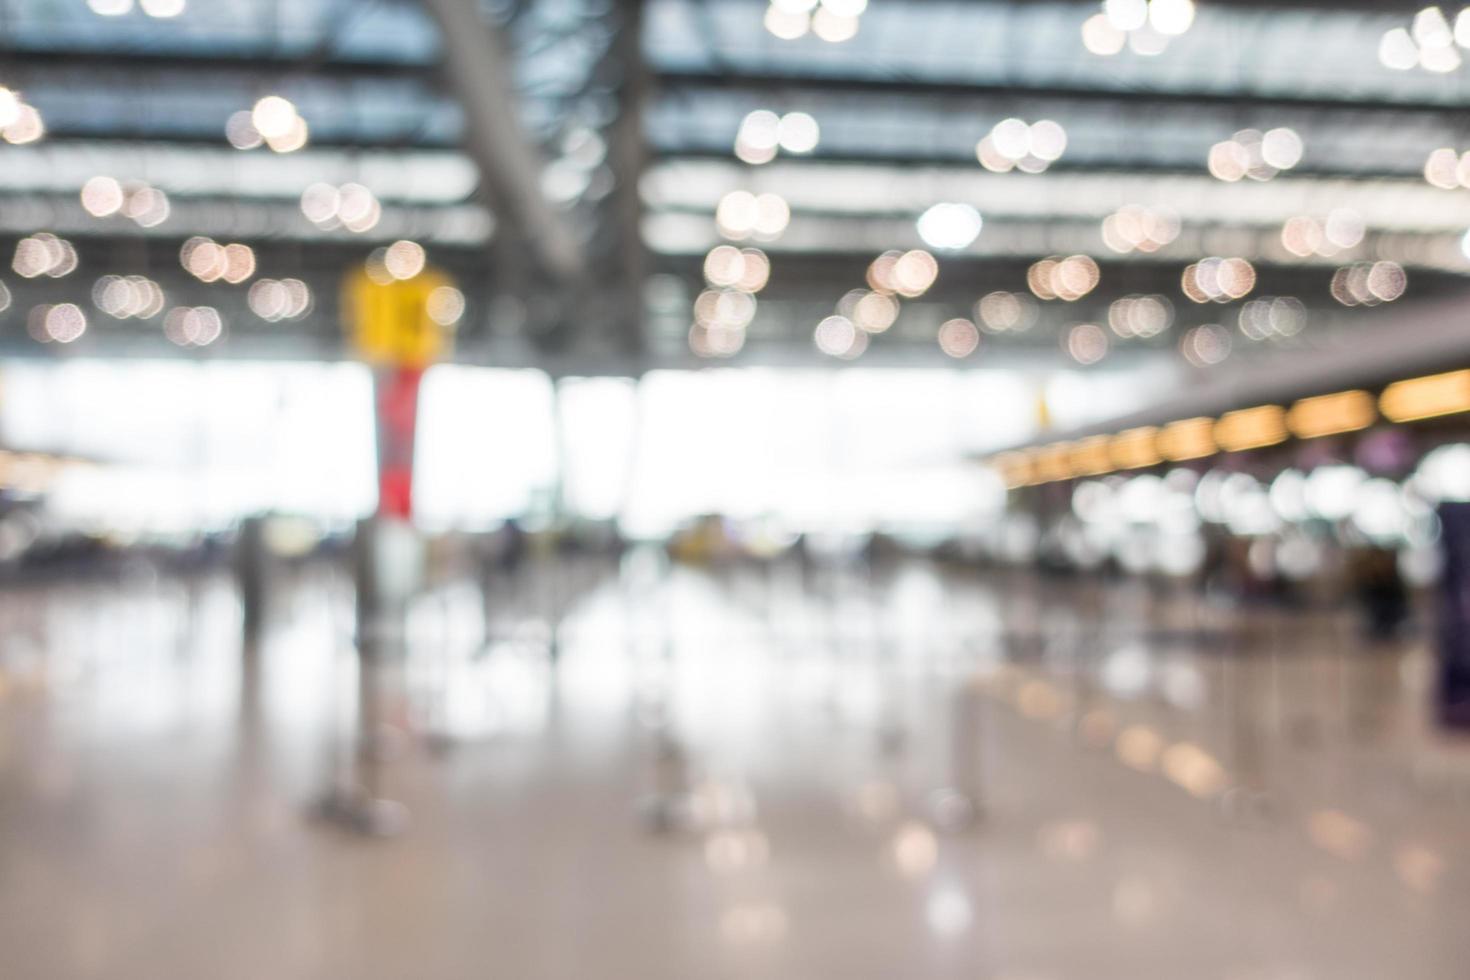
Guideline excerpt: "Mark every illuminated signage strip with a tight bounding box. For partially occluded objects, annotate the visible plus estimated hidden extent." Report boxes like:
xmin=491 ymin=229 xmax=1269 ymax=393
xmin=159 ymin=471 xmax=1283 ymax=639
xmin=989 ymin=368 xmax=1470 ymax=486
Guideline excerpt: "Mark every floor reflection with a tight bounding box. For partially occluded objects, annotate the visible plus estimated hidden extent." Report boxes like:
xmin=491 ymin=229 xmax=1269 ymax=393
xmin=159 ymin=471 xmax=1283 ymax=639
xmin=0 ymin=555 xmax=1468 ymax=979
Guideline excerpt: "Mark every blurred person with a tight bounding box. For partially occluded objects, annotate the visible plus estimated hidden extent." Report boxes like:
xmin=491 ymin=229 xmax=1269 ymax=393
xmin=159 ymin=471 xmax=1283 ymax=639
xmin=1349 ymin=545 xmax=1409 ymax=642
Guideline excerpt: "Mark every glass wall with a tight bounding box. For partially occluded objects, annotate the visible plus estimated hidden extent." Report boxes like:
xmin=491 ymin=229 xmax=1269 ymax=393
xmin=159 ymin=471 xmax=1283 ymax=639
xmin=2 ymin=359 xmax=376 ymax=535
xmin=0 ymin=359 xmax=1152 ymax=538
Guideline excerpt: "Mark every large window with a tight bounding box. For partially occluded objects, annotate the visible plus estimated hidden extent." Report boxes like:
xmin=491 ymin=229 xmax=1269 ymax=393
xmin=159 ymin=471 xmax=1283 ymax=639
xmin=411 ymin=366 xmax=558 ymax=530
xmin=2 ymin=360 xmax=1076 ymax=537
xmin=4 ymin=359 xmax=375 ymax=533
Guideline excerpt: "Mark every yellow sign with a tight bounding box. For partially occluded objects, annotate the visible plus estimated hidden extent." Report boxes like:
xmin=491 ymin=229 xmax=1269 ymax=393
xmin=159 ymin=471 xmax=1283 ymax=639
xmin=343 ymin=266 xmax=452 ymax=367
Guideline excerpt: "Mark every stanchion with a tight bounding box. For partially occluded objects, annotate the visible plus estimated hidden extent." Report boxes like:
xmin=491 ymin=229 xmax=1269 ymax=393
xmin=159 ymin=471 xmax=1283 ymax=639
xmin=315 ymin=517 xmax=415 ymax=837
xmin=235 ymin=515 xmax=268 ymax=649
xmin=928 ymin=676 xmax=984 ymax=831
xmin=870 ymin=558 xmax=907 ymax=759
xmin=1219 ymin=599 xmax=1275 ymax=829
xmin=314 ymin=258 xmax=453 ymax=836
xmin=634 ymin=550 xmax=692 ymax=834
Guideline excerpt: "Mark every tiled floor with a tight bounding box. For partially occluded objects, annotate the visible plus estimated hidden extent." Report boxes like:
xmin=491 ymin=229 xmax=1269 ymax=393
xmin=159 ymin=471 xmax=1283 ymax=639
xmin=2 ymin=554 xmax=1469 ymax=979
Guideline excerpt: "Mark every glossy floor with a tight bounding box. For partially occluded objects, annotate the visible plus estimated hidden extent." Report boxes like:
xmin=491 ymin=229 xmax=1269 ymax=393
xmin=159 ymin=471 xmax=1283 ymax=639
xmin=1 ymin=555 xmax=1468 ymax=979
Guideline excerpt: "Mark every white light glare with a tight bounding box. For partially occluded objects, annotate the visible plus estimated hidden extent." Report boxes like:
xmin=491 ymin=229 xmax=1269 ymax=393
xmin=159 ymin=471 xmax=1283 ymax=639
xmin=1148 ymin=0 xmax=1194 ymax=35
xmin=1413 ymin=6 xmax=1454 ymax=49
xmin=764 ymin=6 xmax=810 ymax=40
xmin=777 ymin=112 xmax=820 ymax=154
xmin=140 ymin=0 xmax=186 ymax=16
xmin=811 ymin=6 xmax=859 ymax=42
xmin=1104 ymin=0 xmax=1148 ymax=32
xmin=916 ymin=203 xmax=982 ymax=250
xmin=0 ymin=88 xmax=19 ymax=129
xmin=1082 ymin=13 xmax=1127 ymax=55
xmin=251 ymin=96 xmax=299 ymax=141
xmin=1380 ymin=28 xmax=1420 ymax=70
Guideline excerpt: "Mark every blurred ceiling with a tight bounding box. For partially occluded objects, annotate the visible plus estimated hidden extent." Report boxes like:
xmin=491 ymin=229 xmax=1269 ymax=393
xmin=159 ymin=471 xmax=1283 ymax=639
xmin=0 ymin=0 xmax=1467 ymax=373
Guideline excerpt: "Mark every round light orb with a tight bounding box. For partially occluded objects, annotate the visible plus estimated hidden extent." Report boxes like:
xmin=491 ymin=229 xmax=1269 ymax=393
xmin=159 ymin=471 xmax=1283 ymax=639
xmin=384 ymin=240 xmax=427 ymax=280
xmin=892 ymin=249 xmax=939 ymax=297
xmin=736 ymin=248 xmax=771 ymax=292
xmin=852 ymin=290 xmax=899 ymax=333
xmin=716 ymin=190 xmax=758 ymax=238
xmin=938 ymin=318 xmax=980 ymax=358
xmin=704 ymin=244 xmax=746 ymax=288
xmin=1066 ymin=323 xmax=1109 ymax=364
xmin=249 ymin=279 xmax=288 ymax=321
xmin=337 ymin=183 xmax=380 ymax=232
xmin=764 ymin=6 xmax=810 ymax=40
xmin=990 ymin=118 xmax=1031 ymax=161
xmin=46 ymin=303 xmax=88 ymax=343
xmin=300 ymin=182 xmax=341 ymax=226
xmin=226 ymin=110 xmax=262 ymax=150
xmin=3 ymin=104 xmax=44 ymax=145
xmin=221 ymin=243 xmax=256 ymax=284
xmin=1028 ymin=120 xmax=1067 ymax=162
xmin=1413 ymin=5 xmax=1454 ymax=49
xmin=281 ymin=278 xmax=312 ymax=318
xmin=1149 ymin=0 xmax=1195 ymax=36
xmin=814 ymin=314 xmax=858 ymax=356
xmin=776 ymin=111 xmax=820 ymax=154
xmin=266 ymin=115 xmax=309 ymax=153
xmin=811 ymin=7 xmax=859 ymax=42
xmin=251 ymin=96 xmax=299 ymax=141
xmin=80 ymin=176 xmax=125 ymax=218
xmin=1260 ymin=127 xmax=1303 ymax=170
xmin=1379 ymin=27 xmax=1420 ymax=70
xmin=1082 ymin=13 xmax=1126 ymax=55
xmin=734 ymin=136 xmax=777 ymax=165
xmin=738 ymin=110 xmax=781 ymax=151
xmin=1103 ymin=0 xmax=1147 ymax=32
xmin=427 ymin=285 xmax=466 ymax=326
xmin=752 ymin=192 xmax=790 ymax=239
xmin=976 ymin=135 xmax=1016 ymax=173
xmin=140 ymin=0 xmax=185 ymax=16
xmin=0 ymin=88 xmax=21 ymax=129
xmin=916 ymin=202 xmax=982 ymax=251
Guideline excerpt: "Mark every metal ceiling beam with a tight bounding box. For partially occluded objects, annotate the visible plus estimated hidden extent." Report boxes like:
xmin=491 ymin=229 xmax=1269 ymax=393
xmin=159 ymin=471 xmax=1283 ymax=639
xmin=655 ymin=69 xmax=1470 ymax=117
xmin=34 ymin=131 xmax=1443 ymax=181
xmin=0 ymin=194 xmax=492 ymax=246
xmin=594 ymin=0 xmax=651 ymax=353
xmin=416 ymin=0 xmax=586 ymax=283
xmin=12 ymin=45 xmax=1468 ymax=119
xmin=0 ymin=46 xmax=438 ymax=81
xmin=643 ymin=160 xmax=1470 ymax=235
xmin=0 ymin=35 xmax=581 ymax=280
xmin=647 ymin=145 xmax=1434 ymax=184
xmin=35 ymin=129 xmax=458 ymax=151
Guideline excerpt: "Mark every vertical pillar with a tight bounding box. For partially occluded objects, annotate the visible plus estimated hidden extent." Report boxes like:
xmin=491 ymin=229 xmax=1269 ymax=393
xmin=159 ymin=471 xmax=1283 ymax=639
xmin=1436 ymin=502 xmax=1470 ymax=729
xmin=236 ymin=514 xmax=267 ymax=648
xmin=374 ymin=365 xmax=424 ymax=522
xmin=316 ymin=370 xmax=425 ymax=837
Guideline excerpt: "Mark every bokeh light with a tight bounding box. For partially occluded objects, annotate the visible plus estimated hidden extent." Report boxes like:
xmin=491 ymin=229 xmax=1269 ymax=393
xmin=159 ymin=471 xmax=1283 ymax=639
xmin=937 ymin=318 xmax=980 ymax=358
xmin=385 ymin=240 xmax=427 ymax=280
